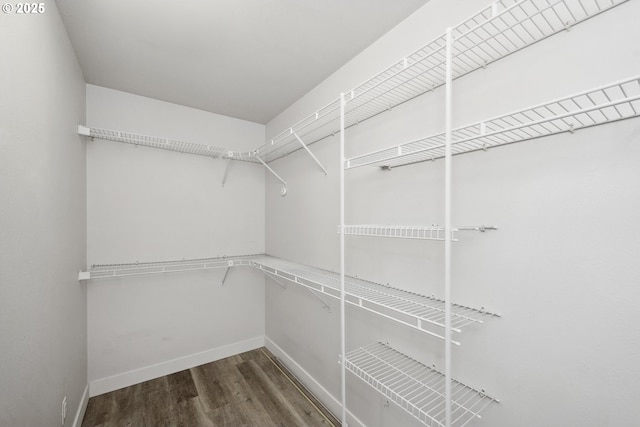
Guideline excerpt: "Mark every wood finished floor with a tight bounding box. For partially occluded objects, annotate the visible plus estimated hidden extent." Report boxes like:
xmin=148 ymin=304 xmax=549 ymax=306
xmin=82 ymin=348 xmax=340 ymax=427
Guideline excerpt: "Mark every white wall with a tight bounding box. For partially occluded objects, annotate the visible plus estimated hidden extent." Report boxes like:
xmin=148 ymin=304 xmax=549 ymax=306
xmin=265 ymin=0 xmax=640 ymax=426
xmin=86 ymin=85 xmax=266 ymax=395
xmin=0 ymin=1 xmax=88 ymax=426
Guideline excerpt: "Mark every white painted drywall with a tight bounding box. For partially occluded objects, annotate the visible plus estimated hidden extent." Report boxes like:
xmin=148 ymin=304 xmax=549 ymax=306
xmin=0 ymin=1 xmax=88 ymax=426
xmin=264 ymin=0 xmax=640 ymax=426
xmin=86 ymin=85 xmax=266 ymax=394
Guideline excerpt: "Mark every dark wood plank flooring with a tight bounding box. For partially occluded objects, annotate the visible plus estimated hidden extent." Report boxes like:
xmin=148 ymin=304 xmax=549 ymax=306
xmin=82 ymin=348 xmax=340 ymax=427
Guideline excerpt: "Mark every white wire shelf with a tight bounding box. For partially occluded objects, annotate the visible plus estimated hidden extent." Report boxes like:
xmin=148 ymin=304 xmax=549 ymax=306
xmin=78 ymin=254 xmax=259 ymax=280
xmin=79 ymin=254 xmax=498 ymax=342
xmin=252 ymin=256 xmax=499 ymax=344
xmin=78 ymin=126 xmax=258 ymax=163
xmin=344 ymin=342 xmax=498 ymax=427
xmin=346 ymin=76 xmax=640 ymax=169
xmin=343 ymin=225 xmax=449 ymax=241
xmin=341 ymin=225 xmax=498 ymax=241
xmin=255 ymin=0 xmax=627 ymax=164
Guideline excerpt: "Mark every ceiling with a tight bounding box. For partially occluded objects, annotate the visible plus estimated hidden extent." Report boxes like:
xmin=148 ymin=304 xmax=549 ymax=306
xmin=56 ymin=0 xmax=430 ymax=124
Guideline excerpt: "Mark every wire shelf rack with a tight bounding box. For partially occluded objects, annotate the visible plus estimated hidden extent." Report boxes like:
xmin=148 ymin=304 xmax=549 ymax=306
xmin=79 ymin=126 xmax=258 ymax=163
xmin=341 ymin=225 xmax=498 ymax=241
xmin=79 ymin=254 xmax=497 ymax=341
xmin=344 ymin=342 xmax=498 ymax=427
xmin=342 ymin=225 xmax=449 ymax=241
xmin=346 ymin=75 xmax=640 ymax=169
xmin=78 ymin=254 xmax=259 ymax=280
xmin=252 ymin=256 xmax=498 ymax=343
xmin=255 ymin=0 xmax=627 ymax=163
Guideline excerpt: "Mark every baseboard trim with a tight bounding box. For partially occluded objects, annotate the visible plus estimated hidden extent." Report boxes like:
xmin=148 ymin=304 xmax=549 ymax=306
xmin=89 ymin=335 xmax=265 ymax=397
xmin=72 ymin=383 xmax=89 ymax=427
xmin=264 ymin=337 xmax=366 ymax=427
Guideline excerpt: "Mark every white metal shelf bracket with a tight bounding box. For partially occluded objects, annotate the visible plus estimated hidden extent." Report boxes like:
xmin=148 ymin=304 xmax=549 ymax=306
xmin=220 ymin=158 xmax=232 ymax=187
xmin=254 ymin=153 xmax=288 ymax=193
xmin=302 ymin=285 xmax=331 ymax=312
xmin=263 ymin=270 xmax=288 ymax=289
xmin=292 ymin=131 xmax=328 ymax=175
xmin=261 ymin=270 xmax=331 ymax=312
xmin=221 ymin=264 xmax=232 ymax=285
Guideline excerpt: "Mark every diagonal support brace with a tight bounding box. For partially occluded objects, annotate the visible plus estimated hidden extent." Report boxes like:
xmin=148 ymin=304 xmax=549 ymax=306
xmin=254 ymin=153 xmax=287 ymax=186
xmin=303 ymin=287 xmax=331 ymax=312
xmin=263 ymin=271 xmax=288 ymax=289
xmin=292 ymin=132 xmax=328 ymax=175
xmin=220 ymin=159 xmax=232 ymax=187
xmin=262 ymin=271 xmax=331 ymax=312
xmin=221 ymin=265 xmax=232 ymax=285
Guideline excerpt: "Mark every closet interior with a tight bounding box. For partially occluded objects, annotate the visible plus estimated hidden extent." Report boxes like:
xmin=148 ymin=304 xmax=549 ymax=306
xmin=4 ymin=0 xmax=638 ymax=426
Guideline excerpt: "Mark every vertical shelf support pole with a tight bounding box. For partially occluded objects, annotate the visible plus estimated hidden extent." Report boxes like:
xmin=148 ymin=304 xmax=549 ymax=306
xmin=339 ymin=92 xmax=347 ymax=427
xmin=444 ymin=27 xmax=453 ymax=427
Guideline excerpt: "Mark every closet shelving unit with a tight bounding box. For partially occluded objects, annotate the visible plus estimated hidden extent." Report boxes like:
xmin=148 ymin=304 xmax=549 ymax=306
xmin=253 ymin=256 xmax=498 ymax=343
xmin=253 ymin=0 xmax=627 ymax=166
xmin=79 ymin=254 xmax=498 ymax=343
xmin=341 ymin=225 xmax=498 ymax=241
xmin=77 ymin=254 xmax=258 ymax=281
xmin=78 ymin=125 xmax=258 ymax=163
xmin=77 ymin=125 xmax=296 ymax=188
xmin=76 ymin=0 xmax=635 ymax=426
xmin=329 ymin=1 xmax=632 ymax=427
xmin=343 ymin=342 xmax=498 ymax=427
xmin=346 ymin=76 xmax=640 ymax=169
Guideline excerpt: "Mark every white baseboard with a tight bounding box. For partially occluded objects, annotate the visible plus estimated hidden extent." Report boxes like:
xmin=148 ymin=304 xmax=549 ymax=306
xmin=72 ymin=383 xmax=89 ymax=427
xmin=264 ymin=337 xmax=366 ymax=427
xmin=89 ymin=336 xmax=265 ymax=397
